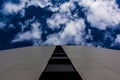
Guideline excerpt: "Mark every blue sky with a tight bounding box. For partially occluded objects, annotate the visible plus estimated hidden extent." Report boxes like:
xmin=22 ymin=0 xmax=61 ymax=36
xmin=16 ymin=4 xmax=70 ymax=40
xmin=0 ymin=0 xmax=120 ymax=50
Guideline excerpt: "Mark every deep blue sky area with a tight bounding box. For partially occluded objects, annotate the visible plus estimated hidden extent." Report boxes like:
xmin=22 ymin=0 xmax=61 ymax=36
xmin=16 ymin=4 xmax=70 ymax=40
xmin=0 ymin=0 xmax=120 ymax=50
xmin=116 ymin=0 xmax=120 ymax=8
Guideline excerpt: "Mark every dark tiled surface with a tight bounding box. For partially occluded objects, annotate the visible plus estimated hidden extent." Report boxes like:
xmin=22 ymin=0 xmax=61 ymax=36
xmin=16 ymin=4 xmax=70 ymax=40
xmin=48 ymin=58 xmax=71 ymax=64
xmin=39 ymin=46 xmax=82 ymax=80
xmin=52 ymin=53 xmax=67 ymax=57
xmin=45 ymin=64 xmax=75 ymax=72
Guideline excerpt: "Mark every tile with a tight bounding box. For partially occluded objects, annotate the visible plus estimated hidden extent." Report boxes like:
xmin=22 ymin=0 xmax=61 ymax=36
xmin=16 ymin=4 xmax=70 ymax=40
xmin=0 ymin=46 xmax=55 ymax=80
xmin=45 ymin=64 xmax=74 ymax=72
xmin=63 ymin=46 xmax=120 ymax=79
xmin=0 ymin=70 xmax=42 ymax=80
xmin=13 ymin=57 xmax=49 ymax=71
xmin=78 ymin=69 xmax=120 ymax=80
xmin=66 ymin=54 xmax=106 ymax=69
xmin=1 ymin=46 xmax=120 ymax=80
xmin=69 ymin=58 xmax=106 ymax=69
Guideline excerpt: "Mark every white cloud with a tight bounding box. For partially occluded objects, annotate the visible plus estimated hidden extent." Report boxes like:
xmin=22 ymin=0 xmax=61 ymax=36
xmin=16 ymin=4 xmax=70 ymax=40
xmin=44 ymin=1 xmax=87 ymax=45
xmin=0 ymin=22 xmax=6 ymax=29
xmin=31 ymin=21 xmax=41 ymax=39
xmin=2 ymin=1 xmax=25 ymax=14
xmin=9 ymin=0 xmax=120 ymax=48
xmin=12 ymin=31 xmax=33 ymax=42
xmin=12 ymin=21 xmax=42 ymax=44
xmin=25 ymin=0 xmax=52 ymax=8
xmin=47 ymin=1 xmax=76 ymax=30
xmin=47 ymin=13 xmax=68 ymax=30
xmin=60 ymin=1 xmax=75 ymax=12
xmin=60 ymin=19 xmax=86 ymax=44
xmin=43 ymin=33 xmax=62 ymax=45
xmin=2 ymin=0 xmax=51 ymax=15
xmin=115 ymin=34 xmax=120 ymax=43
xmin=45 ymin=18 xmax=86 ymax=45
xmin=79 ymin=0 xmax=120 ymax=30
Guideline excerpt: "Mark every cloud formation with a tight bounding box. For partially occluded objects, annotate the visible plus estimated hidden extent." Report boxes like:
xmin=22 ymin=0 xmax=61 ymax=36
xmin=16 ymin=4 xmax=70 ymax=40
xmin=79 ymin=0 xmax=120 ymax=30
xmin=0 ymin=0 xmax=120 ymax=50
